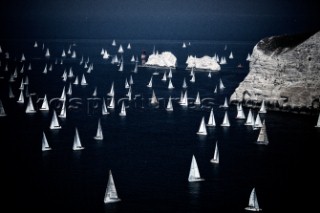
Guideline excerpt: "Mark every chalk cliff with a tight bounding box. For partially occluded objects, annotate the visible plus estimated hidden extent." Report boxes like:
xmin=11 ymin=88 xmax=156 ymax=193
xmin=230 ymin=31 xmax=320 ymax=112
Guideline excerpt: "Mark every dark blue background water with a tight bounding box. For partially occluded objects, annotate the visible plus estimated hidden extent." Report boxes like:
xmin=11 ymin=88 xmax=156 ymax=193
xmin=1 ymin=39 xmax=318 ymax=212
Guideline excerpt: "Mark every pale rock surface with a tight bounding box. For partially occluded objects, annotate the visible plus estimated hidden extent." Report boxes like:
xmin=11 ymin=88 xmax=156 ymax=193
xmin=230 ymin=31 xmax=320 ymax=112
xmin=186 ymin=55 xmax=221 ymax=71
xmin=145 ymin=51 xmax=177 ymax=68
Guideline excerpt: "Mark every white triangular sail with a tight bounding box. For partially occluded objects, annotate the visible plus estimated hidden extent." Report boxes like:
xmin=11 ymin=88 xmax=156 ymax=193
xmin=80 ymin=74 xmax=88 ymax=85
xmin=40 ymin=95 xmax=49 ymax=111
xmin=194 ymin=92 xmax=201 ymax=105
xmin=102 ymin=98 xmax=110 ymax=115
xmin=219 ymin=78 xmax=225 ymax=90
xmin=221 ymin=111 xmax=230 ymax=127
xmin=73 ymin=76 xmax=79 ymax=85
xmin=151 ymin=90 xmax=158 ymax=105
xmin=107 ymin=97 xmax=115 ymax=109
xmin=17 ymin=90 xmax=25 ymax=104
xmin=245 ymin=188 xmax=262 ymax=211
xmin=256 ymin=120 xmax=269 ymax=145
xmin=72 ymin=127 xmax=84 ymax=150
xmin=49 ymin=110 xmax=61 ymax=129
xmin=119 ymin=101 xmax=126 ymax=116
xmin=42 ymin=132 xmax=52 ymax=151
xmin=207 ymin=108 xmax=216 ymax=127
xmin=197 ymin=116 xmax=207 ymax=135
xmin=147 ymin=76 xmax=153 ymax=88
xmin=166 ymin=96 xmax=173 ymax=111
xmin=220 ymin=97 xmax=229 ymax=108
xmin=180 ymin=90 xmax=188 ymax=106
xmin=0 ymin=99 xmax=7 ymax=117
xmin=161 ymin=71 xmax=167 ymax=81
xmin=107 ymin=82 xmax=114 ymax=96
xmin=60 ymin=86 xmax=66 ymax=101
xmin=316 ymin=113 xmax=320 ymax=128
xmin=94 ymin=118 xmax=103 ymax=140
xmin=104 ymin=170 xmax=121 ymax=203
xmin=190 ymin=74 xmax=195 ymax=83
xmin=259 ymin=100 xmax=267 ymax=113
xmin=245 ymin=109 xmax=254 ymax=126
xmin=168 ymin=68 xmax=173 ymax=78
xmin=236 ymin=103 xmax=246 ymax=119
xmin=182 ymin=77 xmax=188 ymax=88
xmin=25 ymin=96 xmax=36 ymax=113
xmin=253 ymin=113 xmax=263 ymax=129
xmin=210 ymin=141 xmax=219 ymax=164
xmin=59 ymin=100 xmax=67 ymax=118
xmin=168 ymin=79 xmax=174 ymax=89
xmin=188 ymin=155 xmax=204 ymax=182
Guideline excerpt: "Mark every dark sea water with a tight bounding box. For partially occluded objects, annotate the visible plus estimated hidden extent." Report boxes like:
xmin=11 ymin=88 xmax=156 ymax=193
xmin=1 ymin=39 xmax=318 ymax=212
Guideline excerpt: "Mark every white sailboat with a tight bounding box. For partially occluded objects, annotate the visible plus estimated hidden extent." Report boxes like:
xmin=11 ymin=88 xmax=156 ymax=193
xmin=42 ymin=132 xmax=52 ymax=151
xmin=0 ymin=99 xmax=7 ymax=117
xmin=92 ymin=87 xmax=98 ymax=97
xmin=220 ymin=97 xmax=229 ymax=108
xmin=112 ymin=39 xmax=116 ymax=46
xmin=194 ymin=92 xmax=201 ymax=105
xmin=67 ymin=83 xmax=73 ymax=96
xmin=73 ymin=76 xmax=79 ymax=85
xmin=236 ymin=103 xmax=246 ymax=119
xmin=196 ymin=116 xmax=207 ymax=135
xmin=166 ymin=96 xmax=173 ymax=111
xmin=118 ymin=61 xmax=124 ymax=72
xmin=168 ymin=68 xmax=173 ymax=78
xmin=124 ymin=78 xmax=130 ymax=89
xmin=80 ymin=74 xmax=88 ymax=85
xmin=72 ymin=127 xmax=84 ymax=150
xmin=129 ymin=75 xmax=134 ymax=85
xmin=104 ymin=170 xmax=121 ymax=204
xmin=219 ymin=78 xmax=225 ymax=90
xmin=315 ymin=113 xmax=320 ymax=128
xmin=190 ymin=74 xmax=195 ymax=83
xmin=182 ymin=77 xmax=188 ymax=88
xmin=188 ymin=155 xmax=205 ymax=182
xmin=102 ymin=98 xmax=110 ymax=115
xmin=147 ymin=76 xmax=153 ymax=88
xmin=253 ymin=114 xmax=263 ymax=129
xmin=207 ymin=108 xmax=216 ymax=127
xmin=161 ymin=71 xmax=167 ymax=81
xmin=220 ymin=111 xmax=230 ymax=127
xmin=119 ymin=101 xmax=126 ymax=116
xmin=256 ymin=120 xmax=269 ymax=145
xmin=107 ymin=97 xmax=115 ymax=109
xmin=259 ymin=100 xmax=267 ymax=113
xmin=107 ymin=82 xmax=115 ymax=97
xmin=150 ymin=90 xmax=158 ymax=105
xmin=168 ymin=79 xmax=174 ymax=89
xmin=245 ymin=188 xmax=262 ymax=211
xmin=39 ymin=95 xmax=49 ymax=111
xmin=180 ymin=90 xmax=188 ymax=106
xmin=25 ymin=96 xmax=36 ymax=113
xmin=17 ymin=90 xmax=25 ymax=104
xmin=60 ymin=86 xmax=66 ymax=101
xmin=59 ymin=100 xmax=67 ymax=118
xmin=229 ymin=51 xmax=234 ymax=59
xmin=94 ymin=118 xmax=103 ymax=140
xmin=49 ymin=110 xmax=61 ymax=129
xmin=245 ymin=109 xmax=255 ymax=126
xmin=210 ymin=141 xmax=219 ymax=164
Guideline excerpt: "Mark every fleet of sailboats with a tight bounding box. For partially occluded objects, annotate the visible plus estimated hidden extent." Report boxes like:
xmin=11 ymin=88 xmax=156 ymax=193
xmin=2 ymin=39 xmax=304 ymax=211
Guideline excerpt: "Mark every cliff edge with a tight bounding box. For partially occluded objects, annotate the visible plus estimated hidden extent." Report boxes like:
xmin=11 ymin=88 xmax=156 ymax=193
xmin=230 ymin=30 xmax=320 ymax=113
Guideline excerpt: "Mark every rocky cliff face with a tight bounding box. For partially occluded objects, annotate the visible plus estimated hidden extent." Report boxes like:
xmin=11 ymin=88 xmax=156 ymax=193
xmin=230 ymin=31 xmax=320 ymax=113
